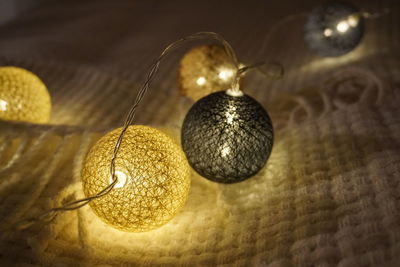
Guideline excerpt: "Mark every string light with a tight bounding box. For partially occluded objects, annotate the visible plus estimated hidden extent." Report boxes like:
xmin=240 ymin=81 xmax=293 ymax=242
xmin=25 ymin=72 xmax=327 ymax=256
xmin=181 ymin=90 xmax=274 ymax=183
xmin=15 ymin=32 xmax=275 ymax=232
xmin=78 ymin=32 xmax=241 ymax=230
xmin=304 ymin=1 xmax=364 ymax=57
xmin=174 ymin=35 xmax=276 ymax=183
xmin=0 ymin=66 xmax=51 ymax=123
xmin=178 ymin=45 xmax=239 ymax=101
xmin=82 ymin=125 xmax=190 ymax=232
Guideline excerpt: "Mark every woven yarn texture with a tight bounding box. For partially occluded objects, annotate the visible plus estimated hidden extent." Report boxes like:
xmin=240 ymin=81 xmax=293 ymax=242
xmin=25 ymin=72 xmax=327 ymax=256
xmin=0 ymin=0 xmax=399 ymax=266
xmin=181 ymin=91 xmax=273 ymax=183
xmin=178 ymin=45 xmax=236 ymax=101
xmin=82 ymin=125 xmax=191 ymax=232
xmin=304 ymin=1 xmax=364 ymax=57
xmin=0 ymin=66 xmax=51 ymax=123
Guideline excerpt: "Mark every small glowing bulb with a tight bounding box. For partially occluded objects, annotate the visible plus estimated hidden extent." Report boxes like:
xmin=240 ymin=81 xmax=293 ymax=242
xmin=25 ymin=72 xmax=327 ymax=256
xmin=221 ymin=146 xmax=230 ymax=157
xmin=226 ymin=112 xmax=234 ymax=124
xmin=225 ymin=105 xmax=237 ymax=124
xmin=0 ymin=99 xmax=8 ymax=111
xmin=336 ymin=21 xmax=350 ymax=33
xmin=196 ymin=77 xmax=206 ymax=86
xmin=347 ymin=15 xmax=359 ymax=27
xmin=218 ymin=69 xmax=234 ymax=81
xmin=110 ymin=170 xmax=129 ymax=188
xmin=324 ymin=28 xmax=333 ymax=37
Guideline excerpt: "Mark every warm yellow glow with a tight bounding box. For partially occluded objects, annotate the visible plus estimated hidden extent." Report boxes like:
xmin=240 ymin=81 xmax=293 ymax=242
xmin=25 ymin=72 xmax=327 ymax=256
xmin=110 ymin=170 xmax=129 ymax=188
xmin=196 ymin=76 xmax=206 ymax=86
xmin=82 ymin=125 xmax=191 ymax=232
xmin=324 ymin=28 xmax=333 ymax=37
xmin=336 ymin=21 xmax=350 ymax=33
xmin=0 ymin=99 xmax=8 ymax=111
xmin=221 ymin=146 xmax=230 ymax=157
xmin=226 ymin=113 xmax=234 ymax=124
xmin=218 ymin=68 xmax=234 ymax=81
xmin=179 ymin=45 xmax=239 ymax=101
xmin=0 ymin=66 xmax=51 ymax=123
xmin=225 ymin=105 xmax=237 ymax=124
xmin=347 ymin=14 xmax=359 ymax=27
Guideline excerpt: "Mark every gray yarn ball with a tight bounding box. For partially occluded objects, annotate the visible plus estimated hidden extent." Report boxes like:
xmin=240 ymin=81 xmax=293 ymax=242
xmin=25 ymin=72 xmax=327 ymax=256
xmin=181 ymin=91 xmax=274 ymax=183
xmin=304 ymin=1 xmax=364 ymax=57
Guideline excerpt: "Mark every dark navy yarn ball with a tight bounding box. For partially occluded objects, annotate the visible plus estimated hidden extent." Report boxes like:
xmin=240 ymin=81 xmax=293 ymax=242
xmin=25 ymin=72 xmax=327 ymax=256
xmin=304 ymin=1 xmax=364 ymax=57
xmin=181 ymin=91 xmax=274 ymax=183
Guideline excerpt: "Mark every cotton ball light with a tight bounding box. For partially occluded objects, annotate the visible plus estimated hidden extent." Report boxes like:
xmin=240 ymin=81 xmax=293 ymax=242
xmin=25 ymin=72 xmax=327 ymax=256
xmin=178 ymin=45 xmax=239 ymax=101
xmin=304 ymin=1 xmax=364 ymax=57
xmin=81 ymin=125 xmax=191 ymax=232
xmin=181 ymin=90 xmax=273 ymax=183
xmin=0 ymin=66 xmax=51 ymax=123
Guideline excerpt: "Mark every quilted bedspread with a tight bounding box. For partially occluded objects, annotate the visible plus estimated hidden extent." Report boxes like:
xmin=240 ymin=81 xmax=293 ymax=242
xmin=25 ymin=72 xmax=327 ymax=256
xmin=0 ymin=0 xmax=399 ymax=266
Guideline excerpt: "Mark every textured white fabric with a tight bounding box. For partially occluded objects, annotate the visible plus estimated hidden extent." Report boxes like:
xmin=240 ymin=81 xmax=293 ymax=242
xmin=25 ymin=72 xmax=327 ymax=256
xmin=0 ymin=0 xmax=399 ymax=266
